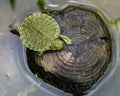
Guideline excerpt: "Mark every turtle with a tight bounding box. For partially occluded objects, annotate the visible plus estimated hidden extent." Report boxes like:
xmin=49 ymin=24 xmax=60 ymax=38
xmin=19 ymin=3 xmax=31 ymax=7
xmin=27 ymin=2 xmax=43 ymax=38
xmin=10 ymin=13 xmax=72 ymax=55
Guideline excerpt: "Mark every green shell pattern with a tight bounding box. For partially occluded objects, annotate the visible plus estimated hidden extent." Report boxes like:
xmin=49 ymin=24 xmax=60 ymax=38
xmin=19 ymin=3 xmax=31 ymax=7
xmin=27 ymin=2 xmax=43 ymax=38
xmin=20 ymin=13 xmax=60 ymax=52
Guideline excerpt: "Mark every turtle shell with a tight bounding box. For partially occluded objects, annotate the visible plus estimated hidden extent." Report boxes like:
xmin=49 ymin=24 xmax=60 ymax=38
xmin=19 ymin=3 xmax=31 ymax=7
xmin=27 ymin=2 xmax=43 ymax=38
xmin=20 ymin=13 xmax=60 ymax=52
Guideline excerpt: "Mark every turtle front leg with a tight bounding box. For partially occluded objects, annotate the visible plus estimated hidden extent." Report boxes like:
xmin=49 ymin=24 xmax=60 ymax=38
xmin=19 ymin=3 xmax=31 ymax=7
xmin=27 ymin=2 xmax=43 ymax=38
xmin=48 ymin=35 xmax=72 ymax=51
xmin=59 ymin=35 xmax=72 ymax=45
xmin=49 ymin=38 xmax=63 ymax=51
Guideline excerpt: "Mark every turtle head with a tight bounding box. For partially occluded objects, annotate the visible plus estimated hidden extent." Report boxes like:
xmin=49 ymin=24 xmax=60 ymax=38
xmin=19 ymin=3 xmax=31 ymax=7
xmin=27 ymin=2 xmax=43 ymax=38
xmin=9 ymin=22 xmax=20 ymax=35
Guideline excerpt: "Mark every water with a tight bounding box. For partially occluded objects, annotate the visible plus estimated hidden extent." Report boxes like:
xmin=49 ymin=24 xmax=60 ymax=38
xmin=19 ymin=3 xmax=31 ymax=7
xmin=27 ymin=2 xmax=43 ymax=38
xmin=0 ymin=0 xmax=120 ymax=96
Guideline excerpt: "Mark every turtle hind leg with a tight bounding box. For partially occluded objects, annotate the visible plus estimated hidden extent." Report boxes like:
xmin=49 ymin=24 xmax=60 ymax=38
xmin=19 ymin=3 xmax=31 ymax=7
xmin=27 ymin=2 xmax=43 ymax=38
xmin=9 ymin=22 xmax=20 ymax=36
xmin=37 ymin=51 xmax=43 ymax=56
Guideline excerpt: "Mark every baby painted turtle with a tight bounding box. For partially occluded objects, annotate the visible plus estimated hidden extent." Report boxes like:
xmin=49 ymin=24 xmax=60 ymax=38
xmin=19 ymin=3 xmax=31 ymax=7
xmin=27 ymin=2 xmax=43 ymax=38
xmin=10 ymin=13 xmax=72 ymax=55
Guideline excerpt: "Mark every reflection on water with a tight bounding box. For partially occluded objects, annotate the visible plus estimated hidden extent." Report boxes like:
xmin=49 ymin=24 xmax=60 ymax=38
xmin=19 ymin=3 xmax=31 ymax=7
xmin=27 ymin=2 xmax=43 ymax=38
xmin=9 ymin=0 xmax=15 ymax=10
xmin=91 ymin=0 xmax=120 ymax=20
xmin=0 ymin=0 xmax=120 ymax=96
xmin=0 ymin=33 xmax=3 ymax=36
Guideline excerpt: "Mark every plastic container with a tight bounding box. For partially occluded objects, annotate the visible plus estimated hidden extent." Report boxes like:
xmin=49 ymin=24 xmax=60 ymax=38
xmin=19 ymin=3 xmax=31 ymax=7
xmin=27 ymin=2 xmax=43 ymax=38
xmin=0 ymin=0 xmax=120 ymax=96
